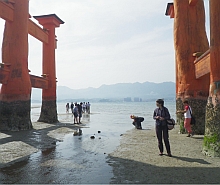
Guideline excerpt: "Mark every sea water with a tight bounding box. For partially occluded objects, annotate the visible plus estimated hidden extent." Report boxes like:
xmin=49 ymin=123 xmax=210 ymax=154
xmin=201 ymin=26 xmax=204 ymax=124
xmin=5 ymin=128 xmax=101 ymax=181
xmin=31 ymin=101 xmax=176 ymax=157
xmin=31 ymin=100 xmax=177 ymax=129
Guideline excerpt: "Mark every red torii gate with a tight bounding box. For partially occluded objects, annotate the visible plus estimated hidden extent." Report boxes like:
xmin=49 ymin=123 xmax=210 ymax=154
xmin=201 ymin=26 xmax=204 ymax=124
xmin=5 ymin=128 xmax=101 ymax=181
xmin=0 ymin=0 xmax=64 ymax=131
xmin=166 ymin=0 xmax=220 ymax=157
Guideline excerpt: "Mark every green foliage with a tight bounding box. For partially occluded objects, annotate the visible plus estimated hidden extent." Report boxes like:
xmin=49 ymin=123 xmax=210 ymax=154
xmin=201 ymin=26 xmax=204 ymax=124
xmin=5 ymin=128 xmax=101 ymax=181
xmin=179 ymin=119 xmax=187 ymax=134
xmin=203 ymin=134 xmax=219 ymax=149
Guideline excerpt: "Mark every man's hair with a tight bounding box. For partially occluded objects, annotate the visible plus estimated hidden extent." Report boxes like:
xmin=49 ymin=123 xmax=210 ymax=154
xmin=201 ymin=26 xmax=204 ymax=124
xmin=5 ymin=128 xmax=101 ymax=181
xmin=183 ymin=100 xmax=189 ymax=104
xmin=156 ymin=99 xmax=164 ymax=106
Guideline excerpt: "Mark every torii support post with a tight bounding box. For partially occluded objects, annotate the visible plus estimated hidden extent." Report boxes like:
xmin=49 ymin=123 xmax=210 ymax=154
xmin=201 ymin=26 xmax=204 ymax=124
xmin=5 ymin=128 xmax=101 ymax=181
xmin=169 ymin=0 xmax=209 ymax=134
xmin=203 ymin=0 xmax=220 ymax=157
xmin=34 ymin=14 xmax=64 ymax=123
xmin=0 ymin=0 xmax=32 ymax=131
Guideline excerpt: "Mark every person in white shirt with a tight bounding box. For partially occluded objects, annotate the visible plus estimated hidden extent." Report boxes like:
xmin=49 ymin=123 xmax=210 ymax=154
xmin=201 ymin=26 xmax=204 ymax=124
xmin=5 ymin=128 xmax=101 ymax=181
xmin=87 ymin=102 xmax=91 ymax=114
xmin=82 ymin=102 xmax=86 ymax=113
xmin=73 ymin=103 xmax=79 ymax=124
xmin=176 ymin=100 xmax=193 ymax=137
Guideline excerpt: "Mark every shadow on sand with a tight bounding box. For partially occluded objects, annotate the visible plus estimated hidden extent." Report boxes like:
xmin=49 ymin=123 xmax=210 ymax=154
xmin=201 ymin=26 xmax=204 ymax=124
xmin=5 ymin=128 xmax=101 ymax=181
xmin=107 ymin=155 xmax=220 ymax=184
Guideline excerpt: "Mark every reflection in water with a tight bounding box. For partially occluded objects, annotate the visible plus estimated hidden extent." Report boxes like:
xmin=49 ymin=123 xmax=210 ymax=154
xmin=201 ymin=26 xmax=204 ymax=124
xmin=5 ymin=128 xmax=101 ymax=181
xmin=41 ymin=146 xmax=56 ymax=156
xmin=82 ymin=113 xmax=90 ymax=122
xmin=73 ymin=128 xmax=83 ymax=136
xmin=64 ymin=113 xmax=73 ymax=123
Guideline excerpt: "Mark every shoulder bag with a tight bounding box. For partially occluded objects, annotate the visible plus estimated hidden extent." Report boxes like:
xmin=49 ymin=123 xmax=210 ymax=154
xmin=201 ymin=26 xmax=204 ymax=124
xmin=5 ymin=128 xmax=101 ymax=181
xmin=189 ymin=106 xmax=196 ymax=125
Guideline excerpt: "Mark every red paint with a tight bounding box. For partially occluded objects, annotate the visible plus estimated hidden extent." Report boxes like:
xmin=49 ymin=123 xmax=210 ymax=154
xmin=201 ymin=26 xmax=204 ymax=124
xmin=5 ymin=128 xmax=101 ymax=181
xmin=0 ymin=0 xmax=31 ymax=102
xmin=166 ymin=0 xmax=210 ymax=99
xmin=209 ymin=0 xmax=220 ymax=102
xmin=34 ymin=14 xmax=64 ymax=101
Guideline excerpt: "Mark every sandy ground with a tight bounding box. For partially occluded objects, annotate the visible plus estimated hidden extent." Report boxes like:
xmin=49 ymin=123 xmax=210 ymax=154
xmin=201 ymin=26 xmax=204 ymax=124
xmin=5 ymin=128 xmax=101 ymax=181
xmin=108 ymin=125 xmax=220 ymax=184
xmin=1 ymin=119 xmax=220 ymax=184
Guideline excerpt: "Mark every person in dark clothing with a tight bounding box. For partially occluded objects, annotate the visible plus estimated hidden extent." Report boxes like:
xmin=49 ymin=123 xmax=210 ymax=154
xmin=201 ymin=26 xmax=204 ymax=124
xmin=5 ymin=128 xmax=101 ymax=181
xmin=66 ymin=103 xmax=69 ymax=113
xmin=78 ymin=102 xmax=83 ymax=124
xmin=153 ymin=99 xmax=172 ymax=157
xmin=70 ymin=102 xmax=74 ymax=113
xmin=130 ymin=115 xmax=144 ymax=129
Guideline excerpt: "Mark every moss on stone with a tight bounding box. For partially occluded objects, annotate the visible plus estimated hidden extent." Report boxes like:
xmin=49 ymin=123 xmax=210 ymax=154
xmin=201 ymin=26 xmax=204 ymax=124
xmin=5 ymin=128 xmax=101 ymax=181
xmin=203 ymin=134 xmax=219 ymax=148
xmin=0 ymin=100 xmax=32 ymax=131
xmin=179 ymin=119 xmax=186 ymax=134
xmin=38 ymin=100 xmax=58 ymax=123
xmin=203 ymin=97 xmax=220 ymax=157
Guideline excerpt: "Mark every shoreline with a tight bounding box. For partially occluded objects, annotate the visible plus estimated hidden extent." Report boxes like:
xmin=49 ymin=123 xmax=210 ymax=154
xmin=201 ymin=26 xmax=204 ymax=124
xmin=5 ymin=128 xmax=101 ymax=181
xmin=108 ymin=125 xmax=220 ymax=184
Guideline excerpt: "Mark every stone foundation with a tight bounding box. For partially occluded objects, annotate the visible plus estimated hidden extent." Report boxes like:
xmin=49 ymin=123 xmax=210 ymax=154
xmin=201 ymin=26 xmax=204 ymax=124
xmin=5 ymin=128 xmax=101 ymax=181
xmin=176 ymin=98 xmax=207 ymax=135
xmin=38 ymin=100 xmax=58 ymax=123
xmin=176 ymin=98 xmax=186 ymax=134
xmin=203 ymin=97 xmax=220 ymax=157
xmin=0 ymin=100 xmax=32 ymax=131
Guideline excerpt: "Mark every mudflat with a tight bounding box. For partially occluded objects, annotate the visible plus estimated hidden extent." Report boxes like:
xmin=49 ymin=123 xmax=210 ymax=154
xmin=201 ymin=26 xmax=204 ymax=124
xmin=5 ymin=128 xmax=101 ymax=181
xmin=108 ymin=125 xmax=220 ymax=184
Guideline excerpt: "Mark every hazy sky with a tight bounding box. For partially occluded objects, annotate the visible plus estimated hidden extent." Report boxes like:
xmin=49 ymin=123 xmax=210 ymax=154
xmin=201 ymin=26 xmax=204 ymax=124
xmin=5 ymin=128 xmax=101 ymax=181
xmin=0 ymin=0 xmax=210 ymax=89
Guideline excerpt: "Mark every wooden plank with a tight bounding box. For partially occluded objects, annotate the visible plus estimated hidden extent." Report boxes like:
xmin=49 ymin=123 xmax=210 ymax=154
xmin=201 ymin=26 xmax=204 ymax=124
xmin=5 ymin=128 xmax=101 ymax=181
xmin=0 ymin=1 xmax=14 ymax=22
xmin=30 ymin=75 xmax=48 ymax=89
xmin=28 ymin=19 xmax=49 ymax=44
xmin=194 ymin=51 xmax=210 ymax=79
xmin=189 ymin=0 xmax=199 ymax=6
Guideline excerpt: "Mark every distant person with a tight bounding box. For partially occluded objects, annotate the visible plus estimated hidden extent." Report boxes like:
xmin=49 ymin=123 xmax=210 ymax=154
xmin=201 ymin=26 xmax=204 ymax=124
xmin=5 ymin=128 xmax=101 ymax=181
xmin=87 ymin=102 xmax=91 ymax=114
xmin=70 ymin=102 xmax=74 ymax=113
xmin=78 ymin=102 xmax=83 ymax=124
xmin=66 ymin=103 xmax=69 ymax=113
xmin=153 ymin=99 xmax=172 ymax=157
xmin=130 ymin=115 xmax=144 ymax=129
xmin=73 ymin=103 xmax=79 ymax=124
xmin=176 ymin=100 xmax=194 ymax=137
xmin=82 ymin=102 xmax=86 ymax=113
xmin=85 ymin=102 xmax=88 ymax=113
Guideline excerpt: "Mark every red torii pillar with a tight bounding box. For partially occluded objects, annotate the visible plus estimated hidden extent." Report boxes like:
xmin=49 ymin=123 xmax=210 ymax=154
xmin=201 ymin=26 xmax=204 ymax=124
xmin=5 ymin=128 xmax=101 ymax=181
xmin=203 ymin=0 xmax=220 ymax=157
xmin=0 ymin=0 xmax=32 ymax=131
xmin=34 ymin=14 xmax=64 ymax=123
xmin=166 ymin=0 xmax=209 ymax=134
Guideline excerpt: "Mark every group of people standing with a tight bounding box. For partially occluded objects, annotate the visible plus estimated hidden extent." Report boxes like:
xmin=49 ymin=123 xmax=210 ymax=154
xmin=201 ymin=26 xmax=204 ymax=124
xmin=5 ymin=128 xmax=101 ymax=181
xmin=66 ymin=102 xmax=91 ymax=124
xmin=153 ymin=99 xmax=193 ymax=157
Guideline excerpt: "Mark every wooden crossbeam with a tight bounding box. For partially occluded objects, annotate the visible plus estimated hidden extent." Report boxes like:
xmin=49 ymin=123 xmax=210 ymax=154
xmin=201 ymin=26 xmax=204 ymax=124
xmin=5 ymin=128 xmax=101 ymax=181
xmin=28 ymin=19 xmax=49 ymax=44
xmin=0 ymin=2 xmax=49 ymax=43
xmin=0 ymin=1 xmax=13 ymax=22
xmin=30 ymin=75 xmax=48 ymax=89
xmin=0 ymin=71 xmax=49 ymax=89
xmin=194 ymin=50 xmax=210 ymax=79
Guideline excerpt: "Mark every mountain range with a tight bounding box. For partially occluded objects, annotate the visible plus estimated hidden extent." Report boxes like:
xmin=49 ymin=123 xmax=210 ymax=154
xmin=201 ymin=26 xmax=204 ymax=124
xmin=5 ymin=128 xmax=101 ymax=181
xmin=31 ymin=81 xmax=175 ymax=102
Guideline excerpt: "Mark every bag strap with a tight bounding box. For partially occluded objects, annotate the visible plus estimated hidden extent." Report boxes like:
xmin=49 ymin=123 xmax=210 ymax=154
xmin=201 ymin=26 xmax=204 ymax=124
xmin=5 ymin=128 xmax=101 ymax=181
xmin=164 ymin=107 xmax=167 ymax=120
xmin=189 ymin=106 xmax=192 ymax=116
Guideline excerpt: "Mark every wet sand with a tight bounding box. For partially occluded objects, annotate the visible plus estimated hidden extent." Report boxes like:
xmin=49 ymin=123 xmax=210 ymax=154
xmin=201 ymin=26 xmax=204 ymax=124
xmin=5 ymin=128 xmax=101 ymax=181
xmin=108 ymin=125 xmax=220 ymax=184
xmin=0 ymin=108 xmax=130 ymax=184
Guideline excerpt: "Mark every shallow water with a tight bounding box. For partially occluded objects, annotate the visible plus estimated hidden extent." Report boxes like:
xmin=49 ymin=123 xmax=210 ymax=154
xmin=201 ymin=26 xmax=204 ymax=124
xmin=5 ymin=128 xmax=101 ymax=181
xmin=0 ymin=101 xmax=176 ymax=184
